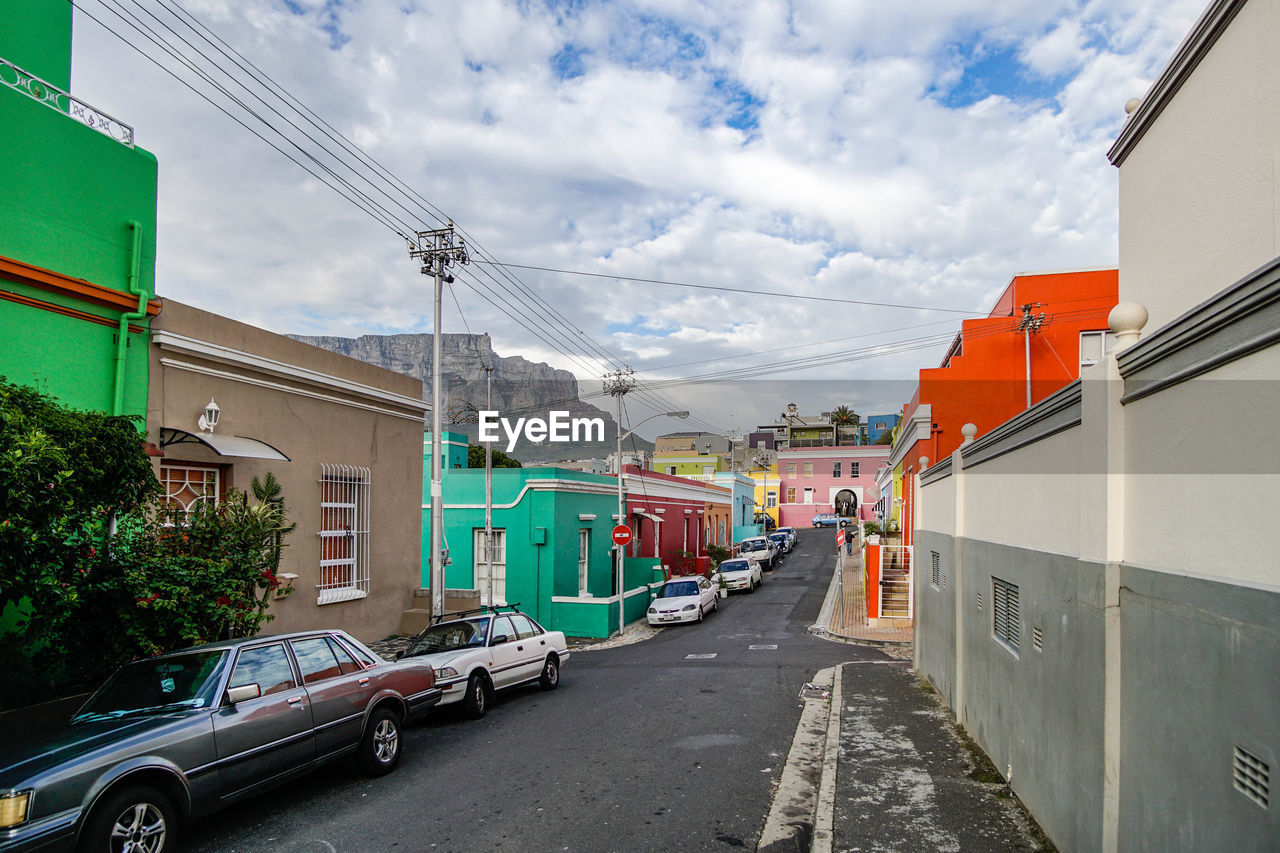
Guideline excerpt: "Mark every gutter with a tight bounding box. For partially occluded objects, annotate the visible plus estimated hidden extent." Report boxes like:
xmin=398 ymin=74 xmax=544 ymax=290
xmin=112 ymin=220 xmax=148 ymax=417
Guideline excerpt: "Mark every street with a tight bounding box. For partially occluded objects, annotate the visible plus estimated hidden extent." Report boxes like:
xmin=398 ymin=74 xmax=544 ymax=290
xmin=181 ymin=529 xmax=885 ymax=852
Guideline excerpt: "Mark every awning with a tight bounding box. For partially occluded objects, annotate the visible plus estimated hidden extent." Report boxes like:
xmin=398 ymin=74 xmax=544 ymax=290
xmin=159 ymin=427 xmax=290 ymax=461
xmin=632 ymin=511 xmax=663 ymax=522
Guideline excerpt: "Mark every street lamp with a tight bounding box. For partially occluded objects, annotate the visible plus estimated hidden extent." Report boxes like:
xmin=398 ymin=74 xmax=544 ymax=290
xmin=615 ymin=409 xmax=688 ymax=636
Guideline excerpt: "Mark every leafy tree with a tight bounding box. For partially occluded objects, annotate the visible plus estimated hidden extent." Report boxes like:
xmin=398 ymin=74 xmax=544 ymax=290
xmin=829 ymin=405 xmax=858 ymax=445
xmin=468 ymin=444 xmax=522 ymax=468
xmin=873 ymin=429 xmax=894 ymax=445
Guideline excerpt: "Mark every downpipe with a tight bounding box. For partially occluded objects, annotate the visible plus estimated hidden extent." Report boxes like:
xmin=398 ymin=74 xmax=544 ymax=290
xmin=112 ymin=219 xmax=148 ymax=417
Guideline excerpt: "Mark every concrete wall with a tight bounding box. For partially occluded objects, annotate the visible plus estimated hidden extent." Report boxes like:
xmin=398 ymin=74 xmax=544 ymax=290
xmin=1115 ymin=0 xmax=1280 ymax=333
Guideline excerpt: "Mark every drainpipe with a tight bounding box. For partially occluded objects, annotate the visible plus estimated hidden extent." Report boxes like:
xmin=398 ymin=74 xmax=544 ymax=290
xmin=112 ymin=220 xmax=148 ymax=417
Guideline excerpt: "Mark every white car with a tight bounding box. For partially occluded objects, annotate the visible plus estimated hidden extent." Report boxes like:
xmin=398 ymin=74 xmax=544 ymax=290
xmin=397 ymin=607 xmax=569 ymax=718
xmin=738 ymin=535 xmax=778 ymax=569
xmin=776 ymin=527 xmax=798 ymax=549
xmin=717 ymin=558 xmax=763 ymax=593
xmin=647 ymin=576 xmax=719 ymax=625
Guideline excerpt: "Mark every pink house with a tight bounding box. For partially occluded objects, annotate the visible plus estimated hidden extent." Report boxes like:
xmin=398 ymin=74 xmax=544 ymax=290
xmin=775 ymin=446 xmax=890 ymax=528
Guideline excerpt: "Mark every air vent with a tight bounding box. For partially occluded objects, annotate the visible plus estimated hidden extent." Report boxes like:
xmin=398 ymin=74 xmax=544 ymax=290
xmin=1032 ymin=626 xmax=1044 ymax=652
xmin=992 ymin=577 xmax=1020 ymax=652
xmin=931 ymin=551 xmax=941 ymax=588
xmin=977 ymin=592 xmax=983 ymax=610
xmin=1234 ymin=746 xmax=1270 ymax=809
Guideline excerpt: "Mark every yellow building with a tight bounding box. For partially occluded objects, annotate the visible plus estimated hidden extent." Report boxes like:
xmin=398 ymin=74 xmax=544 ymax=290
xmin=747 ymin=464 xmax=780 ymax=525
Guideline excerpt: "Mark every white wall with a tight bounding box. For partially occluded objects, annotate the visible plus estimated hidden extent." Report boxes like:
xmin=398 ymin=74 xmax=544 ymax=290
xmin=1118 ymin=0 xmax=1280 ymax=333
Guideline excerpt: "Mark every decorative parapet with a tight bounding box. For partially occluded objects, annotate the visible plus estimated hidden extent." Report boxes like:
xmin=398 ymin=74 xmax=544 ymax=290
xmin=1 ymin=57 xmax=135 ymax=148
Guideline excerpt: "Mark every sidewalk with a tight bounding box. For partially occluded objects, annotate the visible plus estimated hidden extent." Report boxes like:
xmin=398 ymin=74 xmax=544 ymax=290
xmin=760 ymin=662 xmax=1051 ymax=853
xmin=816 ymin=548 xmax=914 ymax=645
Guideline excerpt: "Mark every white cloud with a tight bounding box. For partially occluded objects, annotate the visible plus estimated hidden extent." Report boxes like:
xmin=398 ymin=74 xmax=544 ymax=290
xmin=63 ymin=0 xmax=1205 ymax=430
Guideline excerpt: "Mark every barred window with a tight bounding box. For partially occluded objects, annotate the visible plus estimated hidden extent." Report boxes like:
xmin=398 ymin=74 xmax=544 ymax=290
xmin=160 ymin=463 xmax=220 ymax=517
xmin=318 ymin=465 xmax=371 ymax=605
xmin=992 ymin=577 xmax=1020 ymax=652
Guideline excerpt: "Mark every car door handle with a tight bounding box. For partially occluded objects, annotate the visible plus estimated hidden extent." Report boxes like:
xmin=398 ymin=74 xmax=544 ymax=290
xmin=287 ymin=696 xmax=305 ymax=707
xmin=540 ymin=640 xmax=546 ymax=646
xmin=358 ymin=677 xmax=370 ymax=686
xmin=517 ymin=644 xmax=524 ymax=651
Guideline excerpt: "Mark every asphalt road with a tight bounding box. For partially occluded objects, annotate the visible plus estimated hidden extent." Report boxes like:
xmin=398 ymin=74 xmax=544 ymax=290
xmin=182 ymin=528 xmax=889 ymax=853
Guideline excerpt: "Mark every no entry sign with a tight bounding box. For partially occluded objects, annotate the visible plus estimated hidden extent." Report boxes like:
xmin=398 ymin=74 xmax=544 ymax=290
xmin=611 ymin=524 xmax=633 ymax=547
xmin=836 ymin=529 xmax=846 ymax=547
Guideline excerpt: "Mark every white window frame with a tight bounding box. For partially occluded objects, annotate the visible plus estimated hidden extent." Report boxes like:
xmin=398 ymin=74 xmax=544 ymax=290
xmin=832 ymin=462 xmax=842 ymax=478
xmin=803 ymin=462 xmax=813 ymax=478
xmin=786 ymin=487 xmax=796 ymax=504
xmin=160 ymin=463 xmax=220 ymax=518
xmin=766 ymin=490 xmax=777 ymax=508
xmin=318 ymin=464 xmax=371 ymax=605
xmin=850 ymin=462 xmax=860 ymax=477
xmin=474 ymin=528 xmax=507 ymax=605
xmin=1079 ymin=330 xmax=1114 ymax=372
xmin=578 ymin=529 xmax=590 ymax=595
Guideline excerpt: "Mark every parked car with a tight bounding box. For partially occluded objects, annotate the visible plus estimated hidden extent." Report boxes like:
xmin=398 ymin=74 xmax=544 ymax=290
xmin=0 ymin=630 xmax=441 ymax=853
xmin=647 ymin=576 xmax=719 ymax=625
xmin=397 ymin=606 xmax=569 ymax=719
xmin=753 ymin=513 xmax=777 ymax=531
xmin=811 ymin=513 xmax=850 ymax=527
xmin=776 ymin=527 xmax=798 ymax=549
xmin=768 ymin=531 xmax=792 ymax=555
xmin=717 ymin=558 xmax=763 ymax=593
xmin=738 ymin=535 xmax=778 ymax=569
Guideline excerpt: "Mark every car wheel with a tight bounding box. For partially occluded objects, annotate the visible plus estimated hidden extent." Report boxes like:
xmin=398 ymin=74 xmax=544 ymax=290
xmin=696 ymin=605 xmax=704 ymax=623
xmin=749 ymin=578 xmax=756 ymax=593
xmin=463 ymin=672 xmax=491 ymax=719
xmin=712 ymin=596 xmax=719 ymax=613
xmin=357 ymin=707 xmax=402 ymax=776
xmin=539 ymin=655 xmax=560 ymax=690
xmin=80 ymin=785 xmax=176 ymax=853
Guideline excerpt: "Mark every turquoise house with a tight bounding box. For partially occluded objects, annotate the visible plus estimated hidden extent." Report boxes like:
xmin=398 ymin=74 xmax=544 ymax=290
xmin=423 ymin=433 xmax=657 ymax=638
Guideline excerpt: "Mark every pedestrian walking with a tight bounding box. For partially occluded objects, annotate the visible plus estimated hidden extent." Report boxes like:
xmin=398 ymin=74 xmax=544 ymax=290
xmin=845 ymin=529 xmax=854 ymax=555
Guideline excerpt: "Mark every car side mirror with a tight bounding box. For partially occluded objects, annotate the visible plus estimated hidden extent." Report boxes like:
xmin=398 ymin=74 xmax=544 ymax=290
xmin=225 ymin=684 xmax=261 ymax=705
xmin=492 ymin=634 xmax=511 ymax=645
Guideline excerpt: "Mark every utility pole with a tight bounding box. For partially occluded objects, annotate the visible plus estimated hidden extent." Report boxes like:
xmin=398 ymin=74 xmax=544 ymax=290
xmin=1017 ymin=303 xmax=1046 ymax=410
xmin=604 ymin=366 xmax=637 ymax=636
xmin=409 ymin=221 xmax=469 ymax=620
xmin=483 ymin=364 xmax=494 ymax=607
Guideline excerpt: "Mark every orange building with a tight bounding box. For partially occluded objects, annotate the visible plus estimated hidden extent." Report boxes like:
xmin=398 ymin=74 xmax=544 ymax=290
xmin=892 ymin=268 xmax=1118 ymax=546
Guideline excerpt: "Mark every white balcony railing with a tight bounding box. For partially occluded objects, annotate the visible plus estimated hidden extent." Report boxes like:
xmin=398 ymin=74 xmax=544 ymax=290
xmin=1 ymin=58 xmax=135 ymax=148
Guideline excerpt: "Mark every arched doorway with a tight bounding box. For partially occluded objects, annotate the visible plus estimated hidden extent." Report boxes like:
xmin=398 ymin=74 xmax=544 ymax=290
xmin=834 ymin=489 xmax=858 ymax=519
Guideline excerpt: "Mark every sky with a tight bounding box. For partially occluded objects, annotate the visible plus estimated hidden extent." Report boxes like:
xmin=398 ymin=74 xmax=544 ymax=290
xmin=67 ymin=0 xmax=1207 ymax=437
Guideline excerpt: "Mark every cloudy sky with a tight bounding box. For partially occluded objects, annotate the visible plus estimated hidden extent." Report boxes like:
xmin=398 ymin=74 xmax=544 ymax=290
xmin=68 ymin=0 xmax=1205 ymax=435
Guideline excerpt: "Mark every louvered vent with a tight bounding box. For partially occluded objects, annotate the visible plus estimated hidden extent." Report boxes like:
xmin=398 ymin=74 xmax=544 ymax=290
xmin=992 ymin=577 xmax=1020 ymax=652
xmin=931 ymin=551 xmax=941 ymax=588
xmin=1032 ymin=626 xmax=1043 ymax=652
xmin=977 ymin=592 xmax=983 ymax=610
xmin=1234 ymin=746 xmax=1270 ymax=809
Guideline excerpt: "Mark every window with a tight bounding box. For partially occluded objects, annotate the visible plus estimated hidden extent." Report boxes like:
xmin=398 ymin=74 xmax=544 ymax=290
xmin=1080 ymin=330 xmax=1114 ymax=371
xmin=786 ymin=487 xmax=796 ymax=503
xmin=832 ymin=462 xmax=842 ymax=478
xmin=578 ymin=529 xmax=590 ymax=594
xmin=931 ymin=551 xmax=941 ymax=588
xmin=291 ymin=637 xmax=353 ymax=684
xmin=508 ymin=613 xmax=542 ymax=640
xmin=667 ymin=466 xmax=677 ymax=475
xmin=766 ymin=490 xmax=777 ymax=508
xmin=850 ymin=462 xmax=860 ymax=477
xmin=803 ymin=463 xmax=813 ymax=478
xmin=992 ymin=577 xmax=1020 ymax=652
xmin=229 ymin=644 xmax=297 ymax=696
xmin=160 ymin=463 xmax=220 ymax=517
xmin=786 ymin=462 xmax=796 ymax=477
xmin=474 ymin=528 xmax=507 ymax=605
xmin=491 ymin=615 xmax=517 ymax=642
xmin=319 ymin=465 xmax=371 ymax=604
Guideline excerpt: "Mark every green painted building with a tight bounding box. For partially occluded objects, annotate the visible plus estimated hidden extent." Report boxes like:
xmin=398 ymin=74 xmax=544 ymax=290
xmin=1 ymin=3 xmax=160 ymax=418
xmin=423 ymin=433 xmax=659 ymax=637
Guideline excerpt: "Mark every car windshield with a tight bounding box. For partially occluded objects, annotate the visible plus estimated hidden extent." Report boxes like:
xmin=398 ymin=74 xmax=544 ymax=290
xmin=404 ymin=618 xmax=491 ymax=655
xmin=74 ymin=651 xmax=228 ymax=722
xmin=720 ymin=560 xmax=750 ymax=573
xmin=659 ymin=581 xmax=699 ymax=598
xmin=741 ymin=540 xmax=765 ymax=551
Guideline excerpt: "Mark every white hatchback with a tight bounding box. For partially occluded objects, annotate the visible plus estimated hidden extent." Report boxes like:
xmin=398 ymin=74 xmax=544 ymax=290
xmin=717 ymin=558 xmax=763 ymax=593
xmin=647 ymin=576 xmax=719 ymax=625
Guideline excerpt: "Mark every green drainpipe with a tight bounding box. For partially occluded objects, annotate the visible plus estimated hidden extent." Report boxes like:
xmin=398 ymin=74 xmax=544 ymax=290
xmin=112 ymin=220 xmax=149 ymax=417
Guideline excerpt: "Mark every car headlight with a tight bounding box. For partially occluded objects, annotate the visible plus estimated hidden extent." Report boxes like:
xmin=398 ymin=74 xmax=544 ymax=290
xmin=0 ymin=791 xmax=31 ymax=828
xmin=682 ymin=604 xmax=696 ymax=611
xmin=647 ymin=607 xmax=657 ymax=614
xmin=434 ymin=666 xmax=458 ymax=679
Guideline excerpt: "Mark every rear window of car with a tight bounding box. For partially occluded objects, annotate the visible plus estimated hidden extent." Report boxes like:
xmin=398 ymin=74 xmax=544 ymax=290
xmin=660 ymin=581 xmax=699 ymax=598
xmin=741 ymin=540 xmax=765 ymax=551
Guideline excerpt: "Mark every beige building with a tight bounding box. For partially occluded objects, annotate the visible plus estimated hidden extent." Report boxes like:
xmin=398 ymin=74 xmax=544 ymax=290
xmin=146 ymin=300 xmax=428 ymax=642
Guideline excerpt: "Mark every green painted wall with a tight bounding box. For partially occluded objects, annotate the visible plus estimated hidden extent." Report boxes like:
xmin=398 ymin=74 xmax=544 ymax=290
xmin=0 ymin=24 xmax=158 ymax=420
xmin=0 ymin=0 xmax=72 ymax=89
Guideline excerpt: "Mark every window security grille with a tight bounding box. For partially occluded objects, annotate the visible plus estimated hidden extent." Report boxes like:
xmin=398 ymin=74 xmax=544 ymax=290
xmin=1234 ymin=746 xmax=1270 ymax=809
xmin=931 ymin=551 xmax=941 ymax=588
xmin=992 ymin=577 xmax=1020 ymax=652
xmin=318 ymin=464 xmax=371 ymax=605
xmin=160 ymin=464 xmax=220 ymax=516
